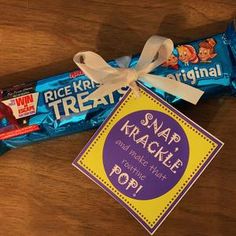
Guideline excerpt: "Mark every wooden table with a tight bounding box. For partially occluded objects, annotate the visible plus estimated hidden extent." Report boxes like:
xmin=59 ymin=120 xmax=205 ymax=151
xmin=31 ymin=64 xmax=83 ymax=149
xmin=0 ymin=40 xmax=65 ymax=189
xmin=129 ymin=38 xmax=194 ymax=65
xmin=0 ymin=1 xmax=236 ymax=235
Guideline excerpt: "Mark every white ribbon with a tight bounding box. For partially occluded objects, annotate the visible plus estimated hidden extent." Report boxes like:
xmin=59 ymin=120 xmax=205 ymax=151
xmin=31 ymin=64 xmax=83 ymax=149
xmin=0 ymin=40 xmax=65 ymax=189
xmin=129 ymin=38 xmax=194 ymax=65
xmin=73 ymin=36 xmax=204 ymax=104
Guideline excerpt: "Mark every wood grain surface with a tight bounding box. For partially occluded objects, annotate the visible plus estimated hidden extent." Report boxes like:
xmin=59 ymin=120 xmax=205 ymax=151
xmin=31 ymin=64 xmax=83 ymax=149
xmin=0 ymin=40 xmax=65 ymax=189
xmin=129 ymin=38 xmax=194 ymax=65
xmin=0 ymin=1 xmax=236 ymax=235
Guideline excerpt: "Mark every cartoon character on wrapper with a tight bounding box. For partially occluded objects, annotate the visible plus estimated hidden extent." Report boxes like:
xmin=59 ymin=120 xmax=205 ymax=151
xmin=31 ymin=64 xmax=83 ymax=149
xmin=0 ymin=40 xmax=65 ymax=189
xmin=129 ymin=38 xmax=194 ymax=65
xmin=198 ymin=38 xmax=217 ymax=62
xmin=177 ymin=45 xmax=199 ymax=65
xmin=162 ymin=54 xmax=179 ymax=70
xmin=0 ymin=90 xmax=19 ymax=133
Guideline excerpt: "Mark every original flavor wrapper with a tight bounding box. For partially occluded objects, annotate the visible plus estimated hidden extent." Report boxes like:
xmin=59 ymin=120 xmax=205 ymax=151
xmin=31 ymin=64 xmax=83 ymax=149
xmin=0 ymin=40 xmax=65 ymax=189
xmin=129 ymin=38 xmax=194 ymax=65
xmin=0 ymin=22 xmax=236 ymax=155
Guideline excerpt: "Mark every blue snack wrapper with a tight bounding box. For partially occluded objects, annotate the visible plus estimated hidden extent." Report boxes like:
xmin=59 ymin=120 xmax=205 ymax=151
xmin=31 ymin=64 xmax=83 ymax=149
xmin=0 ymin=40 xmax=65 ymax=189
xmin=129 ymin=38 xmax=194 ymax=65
xmin=0 ymin=22 xmax=236 ymax=155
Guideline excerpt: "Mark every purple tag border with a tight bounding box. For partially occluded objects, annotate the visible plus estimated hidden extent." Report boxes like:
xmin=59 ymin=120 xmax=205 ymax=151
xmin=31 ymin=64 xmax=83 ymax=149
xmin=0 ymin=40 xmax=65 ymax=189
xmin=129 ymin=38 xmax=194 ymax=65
xmin=73 ymin=83 xmax=223 ymax=235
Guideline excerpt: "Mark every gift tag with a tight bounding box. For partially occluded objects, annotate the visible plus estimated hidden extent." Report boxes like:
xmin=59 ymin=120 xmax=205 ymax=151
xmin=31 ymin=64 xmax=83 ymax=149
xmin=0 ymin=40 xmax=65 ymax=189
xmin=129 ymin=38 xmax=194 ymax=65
xmin=72 ymin=84 xmax=223 ymax=235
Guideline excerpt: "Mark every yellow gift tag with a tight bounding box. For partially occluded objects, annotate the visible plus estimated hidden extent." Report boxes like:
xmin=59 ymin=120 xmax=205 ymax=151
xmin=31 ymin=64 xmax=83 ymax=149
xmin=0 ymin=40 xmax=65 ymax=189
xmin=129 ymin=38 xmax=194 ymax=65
xmin=73 ymin=84 xmax=223 ymax=235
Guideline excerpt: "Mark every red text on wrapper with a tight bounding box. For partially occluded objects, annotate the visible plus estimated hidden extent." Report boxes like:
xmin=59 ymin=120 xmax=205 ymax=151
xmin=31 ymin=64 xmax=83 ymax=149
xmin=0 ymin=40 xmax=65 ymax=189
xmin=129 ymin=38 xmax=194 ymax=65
xmin=3 ymin=93 xmax=39 ymax=119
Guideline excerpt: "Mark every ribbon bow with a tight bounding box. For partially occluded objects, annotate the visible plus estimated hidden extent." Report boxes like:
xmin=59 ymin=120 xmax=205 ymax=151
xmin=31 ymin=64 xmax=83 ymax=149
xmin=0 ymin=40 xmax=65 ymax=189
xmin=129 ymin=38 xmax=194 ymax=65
xmin=73 ymin=36 xmax=204 ymax=104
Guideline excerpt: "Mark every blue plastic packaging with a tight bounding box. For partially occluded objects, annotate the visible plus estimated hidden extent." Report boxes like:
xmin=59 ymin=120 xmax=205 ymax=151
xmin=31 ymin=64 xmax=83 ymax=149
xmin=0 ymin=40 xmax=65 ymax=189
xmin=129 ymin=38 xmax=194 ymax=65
xmin=0 ymin=22 xmax=235 ymax=155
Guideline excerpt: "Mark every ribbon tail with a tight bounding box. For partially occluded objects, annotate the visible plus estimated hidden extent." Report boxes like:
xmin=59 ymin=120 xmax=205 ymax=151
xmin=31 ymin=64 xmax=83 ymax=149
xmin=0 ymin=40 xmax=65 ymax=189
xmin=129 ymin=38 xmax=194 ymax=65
xmin=140 ymin=74 xmax=204 ymax=105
